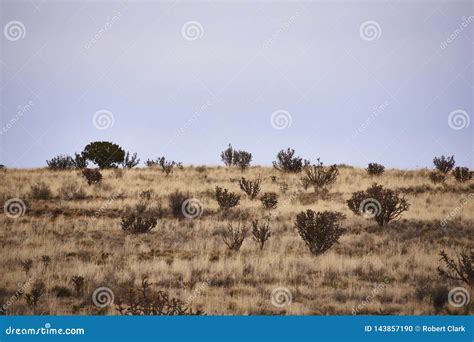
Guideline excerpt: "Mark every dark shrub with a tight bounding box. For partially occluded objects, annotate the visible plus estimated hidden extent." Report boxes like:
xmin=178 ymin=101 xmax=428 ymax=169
xmin=220 ymin=144 xmax=252 ymax=170
xmin=437 ymin=249 xmax=473 ymax=286
xmin=25 ymin=281 xmax=45 ymax=309
xmin=82 ymin=141 xmax=125 ymax=169
xmin=20 ymin=259 xmax=33 ymax=275
xmin=301 ymin=158 xmax=338 ymax=192
xmin=251 ymin=218 xmax=271 ymax=250
xmin=52 ymin=285 xmax=73 ymax=298
xmin=146 ymin=157 xmax=182 ymax=175
xmin=366 ymin=163 xmax=385 ymax=176
xmin=347 ymin=184 xmax=409 ymax=226
xmin=168 ymin=190 xmax=189 ymax=218
xmin=260 ymin=192 xmax=278 ymax=209
xmin=221 ymin=222 xmax=247 ymax=251
xmin=29 ymin=182 xmax=52 ymax=200
xmin=234 ymin=150 xmax=252 ymax=170
xmin=221 ymin=144 xmax=234 ymax=166
xmin=73 ymin=152 xmax=88 ymax=169
xmin=116 ymin=277 xmax=204 ymax=315
xmin=429 ymin=285 xmax=449 ymax=313
xmin=433 ymin=155 xmax=455 ymax=174
xmin=121 ymin=212 xmax=158 ymax=234
xmin=452 ymin=167 xmax=471 ymax=183
xmin=46 ymin=155 xmax=75 ymax=170
xmin=429 ymin=171 xmax=446 ymax=184
xmin=239 ymin=176 xmax=261 ymax=200
xmin=273 ymin=148 xmax=308 ymax=173
xmin=215 ymin=186 xmax=240 ymax=210
xmin=71 ymin=275 xmax=85 ymax=296
xmin=122 ymin=152 xmax=140 ymax=169
xmin=295 ymin=210 xmax=345 ymax=255
xmin=82 ymin=168 xmax=102 ymax=185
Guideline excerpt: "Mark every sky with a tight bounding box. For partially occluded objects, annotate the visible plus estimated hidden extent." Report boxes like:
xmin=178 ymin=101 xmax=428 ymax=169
xmin=0 ymin=0 xmax=472 ymax=169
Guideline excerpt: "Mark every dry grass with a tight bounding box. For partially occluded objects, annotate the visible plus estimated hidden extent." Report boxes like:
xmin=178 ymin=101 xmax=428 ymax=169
xmin=1 ymin=166 xmax=473 ymax=315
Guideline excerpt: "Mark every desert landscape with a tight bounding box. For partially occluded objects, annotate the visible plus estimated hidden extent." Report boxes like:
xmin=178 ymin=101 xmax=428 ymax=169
xmin=0 ymin=144 xmax=472 ymax=316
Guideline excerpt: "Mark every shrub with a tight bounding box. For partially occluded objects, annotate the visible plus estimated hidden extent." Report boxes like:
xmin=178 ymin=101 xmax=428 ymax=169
xmin=221 ymin=222 xmax=247 ymax=251
xmin=234 ymin=150 xmax=252 ymax=170
xmin=366 ymin=163 xmax=385 ymax=176
xmin=146 ymin=157 xmax=182 ymax=175
xmin=347 ymin=184 xmax=409 ymax=226
xmin=71 ymin=275 xmax=85 ymax=296
xmin=433 ymin=155 xmax=455 ymax=174
xmin=116 ymin=277 xmax=204 ymax=315
xmin=73 ymin=152 xmax=88 ymax=169
xmin=82 ymin=141 xmax=125 ymax=169
xmin=121 ymin=203 xmax=159 ymax=234
xmin=52 ymin=285 xmax=73 ymax=298
xmin=121 ymin=213 xmax=158 ymax=234
xmin=215 ymin=186 xmax=240 ymax=210
xmin=437 ymin=249 xmax=473 ymax=286
xmin=429 ymin=171 xmax=446 ymax=184
xmin=82 ymin=168 xmax=102 ymax=185
xmin=41 ymin=255 xmax=51 ymax=268
xmin=58 ymin=182 xmax=87 ymax=200
xmin=220 ymin=144 xmax=252 ymax=170
xmin=251 ymin=218 xmax=271 ymax=250
xmin=260 ymin=192 xmax=278 ymax=209
xmin=295 ymin=210 xmax=345 ymax=255
xmin=20 ymin=259 xmax=33 ymax=275
xmin=273 ymin=148 xmax=308 ymax=173
xmin=25 ymin=281 xmax=45 ymax=308
xmin=168 ymin=190 xmax=189 ymax=218
xmin=452 ymin=167 xmax=471 ymax=183
xmin=239 ymin=175 xmax=261 ymax=200
xmin=46 ymin=154 xmax=75 ymax=170
xmin=30 ymin=182 xmax=52 ymax=200
xmin=301 ymin=158 xmax=338 ymax=192
xmin=122 ymin=152 xmax=140 ymax=169
xmin=221 ymin=144 xmax=234 ymax=166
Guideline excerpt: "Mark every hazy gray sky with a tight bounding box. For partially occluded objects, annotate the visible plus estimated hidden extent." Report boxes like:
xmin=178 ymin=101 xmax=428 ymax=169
xmin=1 ymin=0 xmax=472 ymax=168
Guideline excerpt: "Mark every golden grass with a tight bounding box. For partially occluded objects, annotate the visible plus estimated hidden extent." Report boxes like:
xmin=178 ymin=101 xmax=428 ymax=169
xmin=0 ymin=166 xmax=472 ymax=315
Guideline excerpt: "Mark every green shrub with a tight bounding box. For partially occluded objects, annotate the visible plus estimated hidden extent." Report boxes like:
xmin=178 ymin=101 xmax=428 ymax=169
xmin=366 ymin=163 xmax=385 ymax=176
xmin=82 ymin=168 xmax=102 ymax=185
xmin=260 ymin=192 xmax=278 ymax=209
xmin=295 ymin=210 xmax=345 ymax=255
xmin=433 ymin=155 xmax=455 ymax=174
xmin=215 ymin=186 xmax=240 ymax=210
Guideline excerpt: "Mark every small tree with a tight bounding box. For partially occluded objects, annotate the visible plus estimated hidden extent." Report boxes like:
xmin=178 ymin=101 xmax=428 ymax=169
xmin=260 ymin=192 xmax=278 ymax=209
xmin=83 ymin=141 xmax=125 ymax=169
xmin=295 ymin=210 xmax=345 ymax=255
xmin=221 ymin=222 xmax=247 ymax=251
xmin=301 ymin=158 xmax=338 ymax=192
xmin=433 ymin=155 xmax=455 ymax=174
xmin=452 ymin=167 xmax=471 ymax=183
xmin=437 ymin=249 xmax=473 ymax=286
xmin=347 ymin=184 xmax=409 ymax=226
xmin=239 ymin=176 xmax=261 ymax=200
xmin=122 ymin=152 xmax=140 ymax=169
xmin=251 ymin=218 xmax=271 ymax=250
xmin=366 ymin=163 xmax=385 ymax=176
xmin=273 ymin=148 xmax=308 ymax=173
xmin=82 ymin=168 xmax=102 ymax=185
xmin=215 ymin=186 xmax=240 ymax=210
